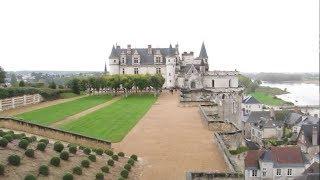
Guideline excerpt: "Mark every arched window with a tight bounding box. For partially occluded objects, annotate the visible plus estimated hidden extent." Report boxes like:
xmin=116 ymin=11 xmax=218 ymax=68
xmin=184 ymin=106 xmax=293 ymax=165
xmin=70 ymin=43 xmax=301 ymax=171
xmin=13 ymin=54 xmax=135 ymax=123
xmin=229 ymin=79 xmax=232 ymax=87
xmin=222 ymin=94 xmax=225 ymax=99
xmin=212 ymin=80 xmax=215 ymax=87
xmin=191 ymin=81 xmax=196 ymax=89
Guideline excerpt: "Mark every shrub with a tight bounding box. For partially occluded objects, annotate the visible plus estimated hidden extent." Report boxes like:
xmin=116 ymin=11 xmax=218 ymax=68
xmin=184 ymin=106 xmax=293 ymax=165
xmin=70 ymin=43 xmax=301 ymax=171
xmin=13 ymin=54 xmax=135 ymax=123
xmin=118 ymin=178 xmax=125 ymax=180
xmin=12 ymin=133 xmax=24 ymax=139
xmin=88 ymin=154 xmax=96 ymax=162
xmin=72 ymin=166 xmax=82 ymax=175
xmin=19 ymin=139 xmax=29 ymax=149
xmin=8 ymin=154 xmax=21 ymax=166
xmin=118 ymin=152 xmax=125 ymax=157
xmin=83 ymin=147 xmax=91 ymax=155
xmin=0 ymin=138 xmax=8 ymax=147
xmin=24 ymin=174 xmax=36 ymax=180
xmin=120 ymin=169 xmax=129 ymax=178
xmin=124 ymin=163 xmax=131 ymax=171
xmin=0 ymin=130 xmax=5 ymax=137
xmin=79 ymin=145 xmax=85 ymax=150
xmin=107 ymin=159 xmax=114 ymax=166
xmin=130 ymin=154 xmax=138 ymax=161
xmin=69 ymin=146 xmax=77 ymax=154
xmin=95 ymin=172 xmax=104 ymax=180
xmin=95 ymin=148 xmax=103 ymax=155
xmin=60 ymin=151 xmax=69 ymax=161
xmin=81 ymin=159 xmax=90 ymax=168
xmin=39 ymin=165 xmax=49 ymax=176
xmin=29 ymin=136 xmax=37 ymax=142
xmin=37 ymin=142 xmax=46 ymax=151
xmin=101 ymin=166 xmax=109 ymax=173
xmin=112 ymin=154 xmax=118 ymax=161
xmin=53 ymin=141 xmax=64 ymax=152
xmin=50 ymin=157 xmax=60 ymax=166
xmin=3 ymin=134 xmax=13 ymax=142
xmin=105 ymin=149 xmax=113 ymax=156
xmin=229 ymin=146 xmax=249 ymax=155
xmin=39 ymin=138 xmax=49 ymax=145
xmin=127 ymin=158 xmax=134 ymax=166
xmin=0 ymin=164 xmax=4 ymax=175
xmin=25 ymin=149 xmax=35 ymax=158
xmin=63 ymin=172 xmax=73 ymax=180
xmin=22 ymin=137 xmax=31 ymax=143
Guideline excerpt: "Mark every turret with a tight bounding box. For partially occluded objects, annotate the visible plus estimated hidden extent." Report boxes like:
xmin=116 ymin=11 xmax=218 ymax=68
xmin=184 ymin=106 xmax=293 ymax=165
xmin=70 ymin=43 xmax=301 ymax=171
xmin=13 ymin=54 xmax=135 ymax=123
xmin=200 ymin=59 xmax=206 ymax=74
xmin=165 ymin=44 xmax=176 ymax=88
xmin=109 ymin=45 xmax=120 ymax=75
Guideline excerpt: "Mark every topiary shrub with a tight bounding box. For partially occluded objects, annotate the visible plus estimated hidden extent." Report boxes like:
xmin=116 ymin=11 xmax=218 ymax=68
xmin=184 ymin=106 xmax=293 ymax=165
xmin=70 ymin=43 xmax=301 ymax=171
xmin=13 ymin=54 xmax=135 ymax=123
xmin=130 ymin=154 xmax=138 ymax=161
xmin=18 ymin=139 xmax=29 ymax=149
xmin=101 ymin=166 xmax=109 ymax=173
xmin=63 ymin=172 xmax=73 ymax=180
xmin=68 ymin=146 xmax=77 ymax=154
xmin=112 ymin=154 xmax=118 ymax=161
xmin=95 ymin=172 xmax=104 ymax=180
xmin=79 ymin=145 xmax=85 ymax=150
xmin=29 ymin=136 xmax=37 ymax=142
xmin=25 ymin=149 xmax=35 ymax=158
xmin=83 ymin=147 xmax=91 ymax=155
xmin=120 ymin=169 xmax=129 ymax=178
xmin=54 ymin=141 xmax=64 ymax=152
xmin=3 ymin=134 xmax=13 ymax=142
xmin=105 ymin=149 xmax=113 ymax=156
xmin=12 ymin=133 xmax=24 ymax=140
xmin=0 ymin=130 xmax=5 ymax=137
xmin=124 ymin=163 xmax=131 ymax=171
xmin=118 ymin=178 xmax=125 ymax=180
xmin=39 ymin=138 xmax=49 ymax=145
xmin=60 ymin=151 xmax=69 ymax=161
xmin=24 ymin=174 xmax=36 ymax=180
xmin=50 ymin=157 xmax=60 ymax=167
xmin=72 ymin=166 xmax=82 ymax=175
xmin=88 ymin=154 xmax=96 ymax=162
xmin=81 ymin=159 xmax=90 ymax=168
xmin=0 ymin=138 xmax=8 ymax=147
xmin=37 ymin=142 xmax=46 ymax=151
xmin=95 ymin=148 xmax=103 ymax=155
xmin=0 ymin=164 xmax=4 ymax=175
xmin=107 ymin=159 xmax=114 ymax=166
xmin=118 ymin=152 xmax=125 ymax=157
xmin=39 ymin=165 xmax=49 ymax=176
xmin=21 ymin=137 xmax=31 ymax=143
xmin=127 ymin=158 xmax=134 ymax=166
xmin=8 ymin=154 xmax=21 ymax=166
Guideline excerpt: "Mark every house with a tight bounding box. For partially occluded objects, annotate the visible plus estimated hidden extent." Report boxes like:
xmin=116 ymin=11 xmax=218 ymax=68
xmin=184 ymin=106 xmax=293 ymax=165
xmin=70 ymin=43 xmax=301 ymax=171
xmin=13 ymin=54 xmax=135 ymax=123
xmin=297 ymin=123 xmax=320 ymax=156
xmin=242 ymin=96 xmax=263 ymax=115
xmin=244 ymin=146 xmax=307 ymax=179
xmin=301 ymin=162 xmax=320 ymax=180
xmin=288 ymin=114 xmax=319 ymax=134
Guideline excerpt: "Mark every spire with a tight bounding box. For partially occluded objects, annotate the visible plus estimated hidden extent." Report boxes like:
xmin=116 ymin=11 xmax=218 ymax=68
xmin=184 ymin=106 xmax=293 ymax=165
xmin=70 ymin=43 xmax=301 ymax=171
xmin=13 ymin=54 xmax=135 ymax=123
xmin=104 ymin=61 xmax=107 ymax=74
xmin=199 ymin=42 xmax=208 ymax=59
xmin=200 ymin=58 xmax=205 ymax=66
xmin=167 ymin=44 xmax=175 ymax=57
xmin=109 ymin=45 xmax=118 ymax=59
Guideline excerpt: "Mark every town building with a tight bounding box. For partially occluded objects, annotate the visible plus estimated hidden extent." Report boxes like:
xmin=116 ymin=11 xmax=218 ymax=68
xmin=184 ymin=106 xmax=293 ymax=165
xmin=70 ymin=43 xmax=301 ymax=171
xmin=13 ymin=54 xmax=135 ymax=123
xmin=297 ymin=123 xmax=320 ymax=156
xmin=242 ymin=96 xmax=263 ymax=115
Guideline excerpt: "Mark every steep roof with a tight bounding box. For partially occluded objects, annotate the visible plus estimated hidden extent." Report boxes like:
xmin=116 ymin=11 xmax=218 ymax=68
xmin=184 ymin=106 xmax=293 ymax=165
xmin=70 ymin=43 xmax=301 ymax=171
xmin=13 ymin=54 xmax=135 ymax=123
xmin=245 ymin=150 xmax=264 ymax=168
xmin=242 ymin=96 xmax=261 ymax=104
xmin=299 ymin=124 xmax=320 ymax=146
xmin=304 ymin=162 xmax=320 ymax=174
xmin=109 ymin=45 xmax=118 ymax=59
xmin=285 ymin=112 xmax=303 ymax=126
xmin=198 ymin=42 xmax=208 ymax=59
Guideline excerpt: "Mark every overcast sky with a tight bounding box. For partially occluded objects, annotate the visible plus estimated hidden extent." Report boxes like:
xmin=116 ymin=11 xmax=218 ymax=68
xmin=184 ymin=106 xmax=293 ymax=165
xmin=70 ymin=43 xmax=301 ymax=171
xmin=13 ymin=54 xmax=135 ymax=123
xmin=0 ymin=0 xmax=318 ymax=73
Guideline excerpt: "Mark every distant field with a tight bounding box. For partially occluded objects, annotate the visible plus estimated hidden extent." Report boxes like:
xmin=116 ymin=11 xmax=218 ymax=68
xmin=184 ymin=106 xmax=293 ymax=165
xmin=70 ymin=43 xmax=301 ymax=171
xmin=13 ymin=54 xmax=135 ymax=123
xmin=16 ymin=95 xmax=112 ymax=125
xmin=250 ymin=92 xmax=287 ymax=106
xmin=60 ymin=94 xmax=157 ymax=142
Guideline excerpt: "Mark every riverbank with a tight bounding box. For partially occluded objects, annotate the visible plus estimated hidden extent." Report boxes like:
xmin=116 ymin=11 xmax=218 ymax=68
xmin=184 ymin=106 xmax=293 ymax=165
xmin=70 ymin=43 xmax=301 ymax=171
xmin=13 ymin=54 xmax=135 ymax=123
xmin=249 ymin=86 xmax=292 ymax=106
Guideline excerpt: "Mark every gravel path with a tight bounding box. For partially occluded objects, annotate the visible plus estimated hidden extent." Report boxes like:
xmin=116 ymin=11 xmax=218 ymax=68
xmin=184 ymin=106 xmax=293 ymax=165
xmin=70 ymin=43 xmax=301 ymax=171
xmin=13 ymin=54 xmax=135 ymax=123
xmin=113 ymin=91 xmax=228 ymax=180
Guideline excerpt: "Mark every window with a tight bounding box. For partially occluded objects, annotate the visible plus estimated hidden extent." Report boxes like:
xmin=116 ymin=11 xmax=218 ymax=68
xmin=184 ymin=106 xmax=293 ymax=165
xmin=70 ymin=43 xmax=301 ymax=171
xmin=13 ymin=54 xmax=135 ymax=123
xmin=121 ymin=57 xmax=125 ymax=64
xmin=156 ymin=67 xmax=161 ymax=74
xmin=212 ymin=80 xmax=215 ymax=87
xmin=169 ymin=73 xmax=171 ymax=76
xmin=251 ymin=169 xmax=257 ymax=177
xmin=122 ymin=68 xmax=125 ymax=74
xmin=134 ymin=57 xmax=139 ymax=64
xmin=229 ymin=79 xmax=232 ymax=87
xmin=113 ymin=60 xmax=116 ymax=63
xmin=276 ymin=169 xmax=281 ymax=176
xmin=262 ymin=168 xmax=267 ymax=176
xmin=191 ymin=81 xmax=196 ymax=89
xmin=134 ymin=68 xmax=139 ymax=74
xmin=287 ymin=169 xmax=292 ymax=176
xmin=155 ymin=57 xmax=161 ymax=63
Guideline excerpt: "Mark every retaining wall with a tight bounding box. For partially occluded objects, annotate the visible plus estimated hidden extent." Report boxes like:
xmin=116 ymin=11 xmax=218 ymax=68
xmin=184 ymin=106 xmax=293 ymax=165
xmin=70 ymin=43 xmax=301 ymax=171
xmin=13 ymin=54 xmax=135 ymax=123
xmin=0 ymin=94 xmax=42 ymax=111
xmin=0 ymin=117 xmax=111 ymax=149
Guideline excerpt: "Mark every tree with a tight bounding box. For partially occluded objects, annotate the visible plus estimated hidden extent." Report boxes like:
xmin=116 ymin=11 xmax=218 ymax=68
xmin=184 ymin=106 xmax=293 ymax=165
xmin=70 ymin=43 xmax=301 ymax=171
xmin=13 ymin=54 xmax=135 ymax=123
xmin=49 ymin=81 xmax=56 ymax=89
xmin=149 ymin=75 xmax=165 ymax=96
xmin=10 ymin=73 xmax=17 ymax=85
xmin=68 ymin=78 xmax=81 ymax=94
xmin=19 ymin=80 xmax=25 ymax=87
xmin=121 ymin=75 xmax=134 ymax=97
xmin=134 ymin=75 xmax=148 ymax=93
xmin=0 ymin=66 xmax=6 ymax=84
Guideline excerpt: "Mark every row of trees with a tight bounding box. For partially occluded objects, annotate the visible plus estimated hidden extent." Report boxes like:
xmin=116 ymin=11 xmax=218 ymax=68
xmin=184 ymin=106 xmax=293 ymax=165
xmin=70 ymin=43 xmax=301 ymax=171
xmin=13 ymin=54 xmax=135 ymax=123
xmin=67 ymin=74 xmax=165 ymax=96
xmin=238 ymin=75 xmax=261 ymax=93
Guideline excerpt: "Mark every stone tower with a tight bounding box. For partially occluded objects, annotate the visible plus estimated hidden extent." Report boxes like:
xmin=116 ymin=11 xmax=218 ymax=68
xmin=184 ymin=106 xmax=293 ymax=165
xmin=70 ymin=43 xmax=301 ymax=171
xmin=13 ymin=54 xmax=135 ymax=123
xmin=109 ymin=45 xmax=120 ymax=75
xmin=165 ymin=44 xmax=176 ymax=88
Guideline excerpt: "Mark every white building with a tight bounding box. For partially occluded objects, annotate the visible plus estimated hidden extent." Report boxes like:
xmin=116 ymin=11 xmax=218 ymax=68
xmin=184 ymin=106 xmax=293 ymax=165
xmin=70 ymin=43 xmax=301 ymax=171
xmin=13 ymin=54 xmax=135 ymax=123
xmin=242 ymin=96 xmax=263 ymax=115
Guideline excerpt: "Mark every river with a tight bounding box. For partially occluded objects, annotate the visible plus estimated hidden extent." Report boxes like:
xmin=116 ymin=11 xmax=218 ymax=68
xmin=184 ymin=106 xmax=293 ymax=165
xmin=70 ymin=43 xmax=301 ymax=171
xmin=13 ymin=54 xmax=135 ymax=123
xmin=261 ymin=82 xmax=319 ymax=106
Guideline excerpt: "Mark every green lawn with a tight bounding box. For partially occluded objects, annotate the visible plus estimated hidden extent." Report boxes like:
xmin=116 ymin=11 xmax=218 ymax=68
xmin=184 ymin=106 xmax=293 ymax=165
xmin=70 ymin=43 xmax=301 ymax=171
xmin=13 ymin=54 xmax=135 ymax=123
xmin=250 ymin=92 xmax=287 ymax=106
xmin=60 ymin=94 xmax=157 ymax=142
xmin=16 ymin=95 xmax=112 ymax=125
xmin=60 ymin=92 xmax=81 ymax=99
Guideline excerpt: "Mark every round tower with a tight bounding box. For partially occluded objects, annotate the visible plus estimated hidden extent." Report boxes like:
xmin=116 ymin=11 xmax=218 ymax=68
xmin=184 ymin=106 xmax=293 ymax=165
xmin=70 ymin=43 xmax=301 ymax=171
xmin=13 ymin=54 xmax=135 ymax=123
xmin=109 ymin=45 xmax=120 ymax=75
xmin=165 ymin=44 xmax=176 ymax=88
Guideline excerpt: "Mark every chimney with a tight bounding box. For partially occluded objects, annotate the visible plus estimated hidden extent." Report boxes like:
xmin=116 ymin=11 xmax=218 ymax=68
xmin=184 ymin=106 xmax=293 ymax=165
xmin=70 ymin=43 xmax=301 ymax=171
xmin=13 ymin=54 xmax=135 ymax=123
xmin=116 ymin=45 xmax=120 ymax=49
xmin=127 ymin=44 xmax=131 ymax=55
xmin=270 ymin=108 xmax=275 ymax=120
xmin=312 ymin=125 xmax=318 ymax=146
xmin=147 ymin=45 xmax=152 ymax=55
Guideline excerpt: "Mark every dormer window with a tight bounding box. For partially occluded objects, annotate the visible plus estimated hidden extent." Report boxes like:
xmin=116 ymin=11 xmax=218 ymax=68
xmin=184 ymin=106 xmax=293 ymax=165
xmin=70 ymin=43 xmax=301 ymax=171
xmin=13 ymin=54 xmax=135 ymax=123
xmin=155 ymin=57 xmax=161 ymax=63
xmin=134 ymin=57 xmax=139 ymax=64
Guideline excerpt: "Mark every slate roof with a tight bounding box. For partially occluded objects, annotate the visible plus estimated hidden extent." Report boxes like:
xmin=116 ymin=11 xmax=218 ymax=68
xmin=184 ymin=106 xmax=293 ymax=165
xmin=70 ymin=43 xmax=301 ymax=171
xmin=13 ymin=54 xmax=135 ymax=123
xmin=242 ymin=96 xmax=261 ymax=104
xmin=304 ymin=162 xmax=320 ymax=174
xmin=299 ymin=123 xmax=320 ymax=146
xmin=198 ymin=42 xmax=208 ymax=59
xmin=285 ymin=112 xmax=303 ymax=126
xmin=247 ymin=110 xmax=292 ymax=127
xmin=109 ymin=45 xmax=177 ymax=65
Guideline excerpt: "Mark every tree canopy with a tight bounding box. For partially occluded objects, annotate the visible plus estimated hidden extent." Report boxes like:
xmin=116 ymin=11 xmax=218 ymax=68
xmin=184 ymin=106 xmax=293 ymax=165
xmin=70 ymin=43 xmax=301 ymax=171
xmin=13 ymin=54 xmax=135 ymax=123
xmin=0 ymin=66 xmax=6 ymax=84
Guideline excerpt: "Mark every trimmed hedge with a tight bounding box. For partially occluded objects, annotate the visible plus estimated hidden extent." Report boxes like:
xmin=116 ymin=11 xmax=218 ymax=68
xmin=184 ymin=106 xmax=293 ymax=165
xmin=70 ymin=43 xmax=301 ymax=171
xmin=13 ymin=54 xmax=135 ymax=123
xmin=53 ymin=141 xmax=64 ymax=152
xmin=8 ymin=154 xmax=21 ymax=166
xmin=0 ymin=87 xmax=71 ymax=100
xmin=83 ymin=148 xmax=91 ymax=155
xmin=25 ymin=149 xmax=35 ymax=158
xmin=107 ymin=159 xmax=114 ymax=166
xmin=39 ymin=138 xmax=49 ymax=145
xmin=120 ymin=169 xmax=129 ymax=178
xmin=95 ymin=172 xmax=104 ymax=180
xmin=124 ymin=163 xmax=131 ymax=171
xmin=0 ymin=138 xmax=8 ymax=147
xmin=72 ymin=166 xmax=82 ymax=175
xmin=81 ymin=160 xmax=90 ymax=168
xmin=50 ymin=157 xmax=60 ymax=167
xmin=101 ymin=166 xmax=109 ymax=173
xmin=3 ymin=134 xmax=13 ymax=142
xmin=127 ymin=158 xmax=134 ymax=166
xmin=63 ymin=173 xmax=73 ymax=180
xmin=39 ymin=165 xmax=49 ymax=176
xmin=24 ymin=174 xmax=36 ymax=180
xmin=112 ymin=154 xmax=118 ymax=161
xmin=95 ymin=148 xmax=103 ymax=155
xmin=60 ymin=151 xmax=69 ymax=161
xmin=105 ymin=149 xmax=113 ymax=156
xmin=118 ymin=152 xmax=125 ymax=157
xmin=37 ymin=142 xmax=46 ymax=151
xmin=68 ymin=146 xmax=77 ymax=154
xmin=130 ymin=154 xmax=138 ymax=161
xmin=18 ymin=139 xmax=29 ymax=149
xmin=88 ymin=154 xmax=96 ymax=162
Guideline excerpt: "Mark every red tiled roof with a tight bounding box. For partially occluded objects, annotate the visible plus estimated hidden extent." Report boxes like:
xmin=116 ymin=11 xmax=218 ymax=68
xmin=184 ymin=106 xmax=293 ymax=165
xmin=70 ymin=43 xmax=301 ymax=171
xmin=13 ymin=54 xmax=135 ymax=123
xmin=271 ymin=146 xmax=303 ymax=164
xmin=244 ymin=150 xmax=263 ymax=168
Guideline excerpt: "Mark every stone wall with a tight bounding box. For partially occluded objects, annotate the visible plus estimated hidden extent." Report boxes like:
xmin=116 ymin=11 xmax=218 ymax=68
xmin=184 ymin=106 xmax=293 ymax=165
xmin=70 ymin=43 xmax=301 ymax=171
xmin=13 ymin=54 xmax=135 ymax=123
xmin=186 ymin=172 xmax=243 ymax=180
xmin=0 ymin=117 xmax=111 ymax=149
xmin=0 ymin=94 xmax=42 ymax=111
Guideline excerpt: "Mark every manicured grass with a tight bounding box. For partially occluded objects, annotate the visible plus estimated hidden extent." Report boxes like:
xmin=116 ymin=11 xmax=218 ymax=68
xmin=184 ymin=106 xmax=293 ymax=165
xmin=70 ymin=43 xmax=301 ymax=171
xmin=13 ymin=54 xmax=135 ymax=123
xmin=60 ymin=92 xmax=80 ymax=99
xmin=60 ymin=94 xmax=157 ymax=142
xmin=250 ymin=92 xmax=286 ymax=106
xmin=16 ymin=95 xmax=112 ymax=125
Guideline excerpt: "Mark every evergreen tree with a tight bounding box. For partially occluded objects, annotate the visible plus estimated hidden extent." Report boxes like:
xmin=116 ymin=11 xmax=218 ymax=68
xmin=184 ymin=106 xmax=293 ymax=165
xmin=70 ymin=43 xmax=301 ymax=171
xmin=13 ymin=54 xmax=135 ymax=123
xmin=0 ymin=66 xmax=6 ymax=84
xmin=49 ymin=81 xmax=56 ymax=89
xmin=19 ymin=80 xmax=25 ymax=87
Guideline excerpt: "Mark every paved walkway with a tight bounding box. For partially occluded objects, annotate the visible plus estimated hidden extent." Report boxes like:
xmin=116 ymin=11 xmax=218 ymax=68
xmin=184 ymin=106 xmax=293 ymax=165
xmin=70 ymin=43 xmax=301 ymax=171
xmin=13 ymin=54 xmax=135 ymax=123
xmin=0 ymin=95 xmax=85 ymax=116
xmin=113 ymin=92 xmax=227 ymax=180
xmin=50 ymin=97 xmax=121 ymax=128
